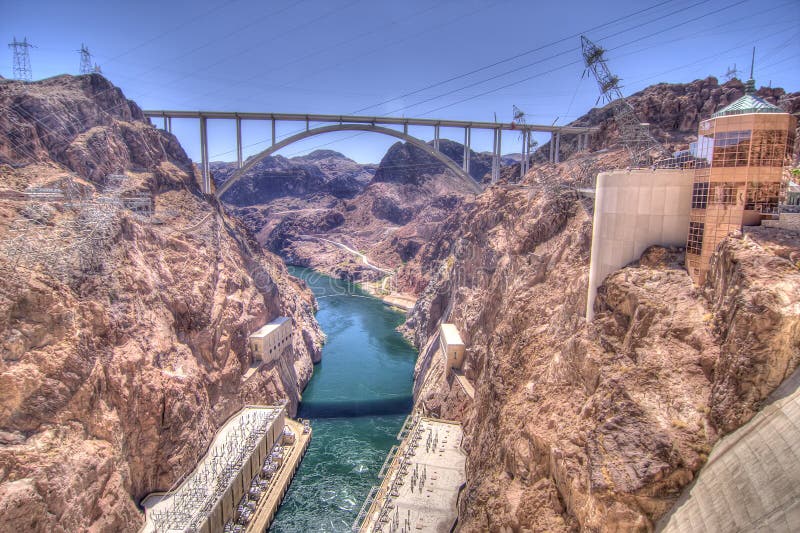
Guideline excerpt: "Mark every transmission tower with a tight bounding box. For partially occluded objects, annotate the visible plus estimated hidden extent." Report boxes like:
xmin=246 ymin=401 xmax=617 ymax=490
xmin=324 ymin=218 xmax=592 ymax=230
xmin=512 ymin=105 xmax=525 ymax=126
xmin=581 ymin=35 xmax=665 ymax=167
xmin=78 ymin=44 xmax=93 ymax=75
xmin=8 ymin=37 xmax=35 ymax=81
xmin=724 ymin=63 xmax=741 ymax=82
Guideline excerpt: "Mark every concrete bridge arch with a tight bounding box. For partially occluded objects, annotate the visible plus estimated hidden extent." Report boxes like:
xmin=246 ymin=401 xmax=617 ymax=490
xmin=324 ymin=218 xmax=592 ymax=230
xmin=215 ymin=123 xmax=483 ymax=198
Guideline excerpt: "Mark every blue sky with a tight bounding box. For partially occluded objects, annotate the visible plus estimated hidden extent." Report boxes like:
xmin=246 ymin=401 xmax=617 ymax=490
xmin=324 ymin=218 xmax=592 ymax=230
xmin=3 ymin=0 xmax=799 ymax=163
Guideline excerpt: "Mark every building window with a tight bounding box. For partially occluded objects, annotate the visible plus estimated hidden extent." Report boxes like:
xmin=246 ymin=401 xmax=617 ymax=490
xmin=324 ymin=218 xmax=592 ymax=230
xmin=687 ymin=221 xmax=705 ymax=255
xmin=692 ymin=182 xmax=709 ymax=209
xmin=712 ymin=130 xmax=751 ymax=167
xmin=695 ymin=132 xmax=714 ymax=167
xmin=750 ymin=129 xmax=790 ymax=167
xmin=711 ymin=182 xmax=737 ymax=206
xmin=745 ymin=181 xmax=781 ymax=213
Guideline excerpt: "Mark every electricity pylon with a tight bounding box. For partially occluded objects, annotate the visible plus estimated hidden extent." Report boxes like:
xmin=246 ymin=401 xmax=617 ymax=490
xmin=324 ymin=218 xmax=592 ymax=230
xmin=78 ymin=44 xmax=93 ymax=75
xmin=581 ymin=35 xmax=666 ymax=167
xmin=8 ymin=37 xmax=35 ymax=81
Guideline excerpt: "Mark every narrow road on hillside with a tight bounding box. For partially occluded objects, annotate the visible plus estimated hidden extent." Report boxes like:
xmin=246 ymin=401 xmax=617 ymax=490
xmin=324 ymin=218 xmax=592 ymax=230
xmin=299 ymin=235 xmax=394 ymax=275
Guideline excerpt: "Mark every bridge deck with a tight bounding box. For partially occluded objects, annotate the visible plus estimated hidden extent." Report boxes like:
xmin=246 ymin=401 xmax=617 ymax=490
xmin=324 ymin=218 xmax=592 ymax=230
xmin=143 ymin=110 xmax=596 ymax=134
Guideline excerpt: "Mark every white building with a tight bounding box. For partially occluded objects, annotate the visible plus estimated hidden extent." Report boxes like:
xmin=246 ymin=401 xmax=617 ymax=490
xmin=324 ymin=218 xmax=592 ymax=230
xmin=586 ymin=169 xmax=694 ymax=320
xmin=439 ymin=323 xmax=466 ymax=369
xmin=249 ymin=317 xmax=292 ymax=362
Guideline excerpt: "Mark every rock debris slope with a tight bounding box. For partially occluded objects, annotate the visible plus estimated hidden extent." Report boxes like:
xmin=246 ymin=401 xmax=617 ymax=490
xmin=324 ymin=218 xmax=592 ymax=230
xmin=405 ymin=158 xmax=800 ymax=531
xmin=0 ymin=74 xmax=323 ymax=532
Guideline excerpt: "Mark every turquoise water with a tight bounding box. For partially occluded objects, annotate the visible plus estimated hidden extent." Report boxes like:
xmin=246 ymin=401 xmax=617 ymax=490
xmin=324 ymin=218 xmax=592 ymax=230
xmin=269 ymin=267 xmax=417 ymax=532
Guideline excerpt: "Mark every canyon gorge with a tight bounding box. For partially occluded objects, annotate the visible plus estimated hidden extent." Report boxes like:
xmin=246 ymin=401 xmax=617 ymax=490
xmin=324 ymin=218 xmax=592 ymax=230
xmin=0 ymin=71 xmax=798 ymax=533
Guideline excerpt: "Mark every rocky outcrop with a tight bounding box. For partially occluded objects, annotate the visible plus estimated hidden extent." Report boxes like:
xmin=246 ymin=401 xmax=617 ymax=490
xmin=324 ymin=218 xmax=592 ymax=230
xmin=0 ymin=75 xmax=324 ymax=532
xmin=405 ymin=162 xmax=800 ymax=531
xmin=543 ymin=77 xmax=800 ymax=161
xmin=0 ymin=74 xmax=190 ymax=181
xmin=215 ymin=149 xmax=374 ymax=206
xmin=704 ymin=227 xmax=800 ymax=433
xmin=373 ymin=139 xmax=491 ymax=185
xmin=224 ymin=139 xmax=480 ymax=288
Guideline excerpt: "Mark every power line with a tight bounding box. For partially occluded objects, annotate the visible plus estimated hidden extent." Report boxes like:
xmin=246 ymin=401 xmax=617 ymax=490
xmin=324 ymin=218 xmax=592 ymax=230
xmin=1 ymin=0 xmax=790 ymax=173
xmin=351 ymin=0 xmax=682 ymax=115
xmin=0 ymin=0 xmax=697 ymax=149
xmin=272 ymin=0 xmax=789 ymax=162
xmin=382 ymin=0 xmax=729 ymax=119
xmin=581 ymin=34 xmax=665 ymax=166
xmin=414 ymin=0 xmax=753 ymax=118
xmin=209 ymin=15 xmax=795 ymax=164
xmin=207 ymin=0 xmax=719 ymax=160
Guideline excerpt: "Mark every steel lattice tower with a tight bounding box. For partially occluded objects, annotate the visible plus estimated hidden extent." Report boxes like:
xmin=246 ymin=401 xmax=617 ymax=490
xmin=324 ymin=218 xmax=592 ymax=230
xmin=581 ymin=35 xmax=665 ymax=167
xmin=8 ymin=37 xmax=34 ymax=81
xmin=78 ymin=44 xmax=93 ymax=75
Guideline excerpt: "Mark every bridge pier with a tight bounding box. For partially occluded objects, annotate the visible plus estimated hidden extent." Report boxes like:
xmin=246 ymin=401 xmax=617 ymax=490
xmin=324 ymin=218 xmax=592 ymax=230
xmin=497 ymin=129 xmax=502 ymax=182
xmin=555 ymin=131 xmax=561 ymax=164
xmin=433 ymin=124 xmax=440 ymax=152
xmin=271 ymin=120 xmax=276 ymax=147
xmin=199 ymin=117 xmax=210 ymax=194
xmin=491 ymin=128 xmax=502 ymax=183
xmin=491 ymin=130 xmax=497 ymax=182
xmin=236 ymin=117 xmax=243 ymax=169
xmin=463 ymin=127 xmax=471 ymax=174
xmin=520 ymin=130 xmax=530 ymax=179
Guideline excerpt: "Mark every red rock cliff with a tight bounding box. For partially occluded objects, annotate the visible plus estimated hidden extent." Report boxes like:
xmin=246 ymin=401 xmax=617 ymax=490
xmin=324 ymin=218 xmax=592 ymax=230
xmin=406 ymin=157 xmax=800 ymax=531
xmin=0 ymin=75 xmax=323 ymax=532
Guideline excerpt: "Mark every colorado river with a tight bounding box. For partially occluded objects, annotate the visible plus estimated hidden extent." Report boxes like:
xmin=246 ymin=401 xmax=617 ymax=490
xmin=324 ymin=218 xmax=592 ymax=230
xmin=269 ymin=267 xmax=417 ymax=532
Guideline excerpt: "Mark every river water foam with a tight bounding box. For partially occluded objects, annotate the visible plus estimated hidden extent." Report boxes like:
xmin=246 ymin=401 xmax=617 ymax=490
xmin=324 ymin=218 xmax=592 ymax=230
xmin=269 ymin=268 xmax=417 ymax=532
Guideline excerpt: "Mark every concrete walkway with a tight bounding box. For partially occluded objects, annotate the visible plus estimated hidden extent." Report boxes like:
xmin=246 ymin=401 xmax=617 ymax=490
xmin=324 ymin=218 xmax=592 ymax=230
xmin=452 ymin=369 xmax=475 ymax=400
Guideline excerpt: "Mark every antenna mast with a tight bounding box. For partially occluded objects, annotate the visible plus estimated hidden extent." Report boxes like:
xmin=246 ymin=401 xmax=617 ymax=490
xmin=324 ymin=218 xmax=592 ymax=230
xmin=8 ymin=37 xmax=35 ymax=81
xmin=581 ymin=35 xmax=665 ymax=167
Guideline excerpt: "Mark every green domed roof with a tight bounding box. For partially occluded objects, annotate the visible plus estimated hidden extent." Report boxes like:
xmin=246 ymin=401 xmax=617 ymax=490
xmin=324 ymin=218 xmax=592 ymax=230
xmin=712 ymin=79 xmax=784 ymax=118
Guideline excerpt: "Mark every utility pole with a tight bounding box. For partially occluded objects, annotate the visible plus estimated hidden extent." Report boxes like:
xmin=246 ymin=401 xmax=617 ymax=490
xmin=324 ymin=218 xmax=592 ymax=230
xmin=78 ymin=43 xmax=93 ymax=75
xmin=8 ymin=37 xmax=35 ymax=81
xmin=581 ymin=35 xmax=666 ymax=167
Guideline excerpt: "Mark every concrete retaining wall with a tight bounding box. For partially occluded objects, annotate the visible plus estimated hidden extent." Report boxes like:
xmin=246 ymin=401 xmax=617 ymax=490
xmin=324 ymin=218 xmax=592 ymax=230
xmin=763 ymin=213 xmax=800 ymax=233
xmin=587 ymin=169 xmax=694 ymax=320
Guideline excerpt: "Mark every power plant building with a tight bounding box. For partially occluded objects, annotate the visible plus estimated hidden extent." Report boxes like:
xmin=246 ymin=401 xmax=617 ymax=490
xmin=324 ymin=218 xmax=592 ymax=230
xmin=249 ymin=317 xmax=292 ymax=363
xmin=439 ymin=323 xmax=465 ymax=369
xmin=685 ymin=80 xmax=797 ymax=284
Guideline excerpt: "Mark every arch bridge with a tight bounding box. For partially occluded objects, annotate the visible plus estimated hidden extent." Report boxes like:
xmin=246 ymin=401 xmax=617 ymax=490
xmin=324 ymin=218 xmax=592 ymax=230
xmin=143 ymin=110 xmax=598 ymax=196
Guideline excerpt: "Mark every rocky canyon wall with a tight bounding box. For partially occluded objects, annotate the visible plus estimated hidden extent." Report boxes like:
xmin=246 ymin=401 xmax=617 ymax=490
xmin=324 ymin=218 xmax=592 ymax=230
xmin=0 ymin=74 xmax=323 ymax=532
xmin=405 ymin=157 xmax=800 ymax=531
